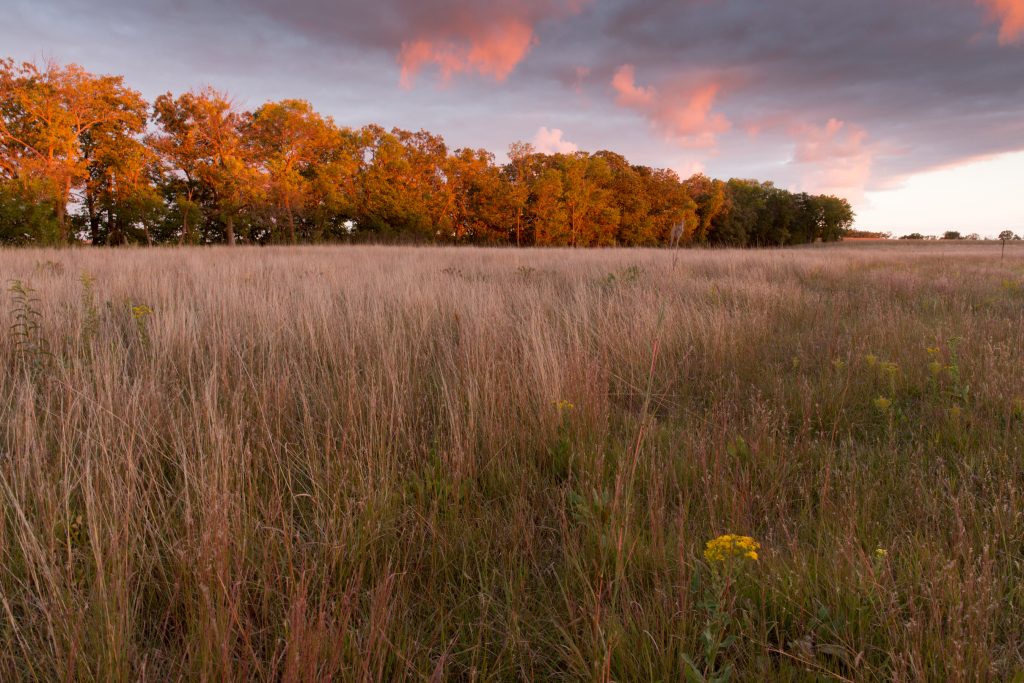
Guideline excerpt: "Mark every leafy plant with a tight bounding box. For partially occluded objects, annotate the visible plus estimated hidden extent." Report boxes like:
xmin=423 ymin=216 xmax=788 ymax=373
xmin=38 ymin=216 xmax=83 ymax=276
xmin=8 ymin=279 xmax=51 ymax=376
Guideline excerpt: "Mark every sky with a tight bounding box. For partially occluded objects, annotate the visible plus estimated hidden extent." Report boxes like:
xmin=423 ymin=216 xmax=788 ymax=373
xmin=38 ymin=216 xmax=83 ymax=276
xmin=4 ymin=0 xmax=1024 ymax=236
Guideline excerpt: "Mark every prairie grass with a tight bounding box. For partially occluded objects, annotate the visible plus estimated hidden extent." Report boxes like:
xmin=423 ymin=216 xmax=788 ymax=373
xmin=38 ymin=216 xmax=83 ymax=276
xmin=0 ymin=242 xmax=1022 ymax=681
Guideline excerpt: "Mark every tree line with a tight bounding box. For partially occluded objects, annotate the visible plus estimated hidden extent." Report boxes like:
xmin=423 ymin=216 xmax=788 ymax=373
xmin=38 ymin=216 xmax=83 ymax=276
xmin=1 ymin=59 xmax=855 ymax=247
xmin=898 ymin=230 xmax=1021 ymax=241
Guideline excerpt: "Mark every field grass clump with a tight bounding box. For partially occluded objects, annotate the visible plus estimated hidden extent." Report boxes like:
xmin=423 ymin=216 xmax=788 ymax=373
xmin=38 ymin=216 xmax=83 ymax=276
xmin=0 ymin=242 xmax=1022 ymax=681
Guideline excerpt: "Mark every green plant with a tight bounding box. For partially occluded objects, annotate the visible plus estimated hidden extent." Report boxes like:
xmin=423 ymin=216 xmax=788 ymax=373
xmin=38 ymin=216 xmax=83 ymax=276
xmin=8 ymin=279 xmax=51 ymax=376
xmin=79 ymin=271 xmax=100 ymax=347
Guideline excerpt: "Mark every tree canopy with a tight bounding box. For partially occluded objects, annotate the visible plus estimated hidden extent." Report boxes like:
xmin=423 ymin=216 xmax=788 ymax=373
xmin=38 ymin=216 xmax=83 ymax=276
xmin=1 ymin=58 xmax=855 ymax=247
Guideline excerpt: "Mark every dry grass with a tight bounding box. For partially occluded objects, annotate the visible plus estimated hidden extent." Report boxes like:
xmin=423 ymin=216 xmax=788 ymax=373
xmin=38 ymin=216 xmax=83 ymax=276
xmin=1 ymin=242 xmax=1022 ymax=681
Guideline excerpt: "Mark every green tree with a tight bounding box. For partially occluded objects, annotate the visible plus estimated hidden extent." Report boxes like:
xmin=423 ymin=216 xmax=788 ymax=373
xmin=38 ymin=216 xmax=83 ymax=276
xmin=0 ymin=180 xmax=60 ymax=244
xmin=709 ymin=179 xmax=766 ymax=246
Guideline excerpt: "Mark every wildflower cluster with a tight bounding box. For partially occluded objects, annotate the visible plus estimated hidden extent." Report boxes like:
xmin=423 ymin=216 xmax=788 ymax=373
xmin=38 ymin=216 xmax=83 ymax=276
xmin=554 ymin=399 xmax=575 ymax=412
xmin=131 ymin=304 xmax=153 ymax=320
xmin=704 ymin=534 xmax=760 ymax=563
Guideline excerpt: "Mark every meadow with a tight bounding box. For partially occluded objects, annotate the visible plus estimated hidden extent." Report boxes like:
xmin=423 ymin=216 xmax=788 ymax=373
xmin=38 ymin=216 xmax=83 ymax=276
xmin=0 ymin=242 xmax=1022 ymax=681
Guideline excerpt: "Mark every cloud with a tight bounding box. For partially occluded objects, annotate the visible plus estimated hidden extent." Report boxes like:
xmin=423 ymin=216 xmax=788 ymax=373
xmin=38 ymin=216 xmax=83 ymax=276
xmin=389 ymin=0 xmax=590 ymax=86
xmin=611 ymin=64 xmax=655 ymax=106
xmin=611 ymin=65 xmax=730 ymax=148
xmin=672 ymin=159 xmax=706 ymax=178
xmin=399 ymin=18 xmax=536 ymax=87
xmin=7 ymin=0 xmax=1024 ymax=206
xmin=653 ymin=84 xmax=731 ymax=147
xmin=790 ymin=118 xmax=875 ymax=200
xmin=976 ymin=0 xmax=1024 ymax=44
xmin=533 ymin=126 xmax=579 ymax=153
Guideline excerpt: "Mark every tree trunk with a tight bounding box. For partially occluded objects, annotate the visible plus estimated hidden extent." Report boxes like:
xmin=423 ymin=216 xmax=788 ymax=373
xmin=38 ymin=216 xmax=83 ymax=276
xmin=55 ymin=191 xmax=69 ymax=244
xmin=225 ymin=215 xmax=236 ymax=246
xmin=86 ymin=192 xmax=101 ymax=245
xmin=286 ymin=206 xmax=297 ymax=245
xmin=107 ymin=208 xmax=121 ymax=246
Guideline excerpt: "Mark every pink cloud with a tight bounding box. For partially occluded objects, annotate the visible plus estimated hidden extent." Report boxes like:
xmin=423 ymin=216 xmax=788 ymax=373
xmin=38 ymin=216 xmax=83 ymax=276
xmin=790 ymin=118 xmax=875 ymax=201
xmin=610 ymin=65 xmax=730 ymax=148
xmin=653 ymin=84 xmax=731 ymax=147
xmin=398 ymin=1 xmax=590 ymax=87
xmin=612 ymin=65 xmax=655 ymax=107
xmin=532 ymin=126 xmax=578 ymax=154
xmin=977 ymin=0 xmax=1024 ymax=44
xmin=399 ymin=19 xmax=535 ymax=87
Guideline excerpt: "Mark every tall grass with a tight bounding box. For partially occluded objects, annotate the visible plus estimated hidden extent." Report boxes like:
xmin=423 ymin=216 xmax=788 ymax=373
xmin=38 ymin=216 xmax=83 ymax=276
xmin=1 ymin=243 xmax=1022 ymax=681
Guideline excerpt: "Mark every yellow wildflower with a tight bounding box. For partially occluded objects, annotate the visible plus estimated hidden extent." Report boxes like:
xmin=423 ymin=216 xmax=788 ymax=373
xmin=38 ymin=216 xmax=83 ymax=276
xmin=928 ymin=361 xmax=943 ymax=376
xmin=131 ymin=304 xmax=153 ymax=320
xmin=554 ymin=400 xmax=575 ymax=412
xmin=704 ymin=534 xmax=760 ymax=563
xmin=874 ymin=548 xmax=887 ymax=559
xmin=873 ymin=397 xmax=892 ymax=412
xmin=926 ymin=347 xmax=940 ymax=356
xmin=865 ymin=354 xmax=878 ymax=367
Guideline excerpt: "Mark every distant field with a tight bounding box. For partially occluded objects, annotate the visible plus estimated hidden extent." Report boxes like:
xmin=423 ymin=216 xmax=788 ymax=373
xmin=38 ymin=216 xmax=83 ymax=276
xmin=1 ymin=243 xmax=1022 ymax=681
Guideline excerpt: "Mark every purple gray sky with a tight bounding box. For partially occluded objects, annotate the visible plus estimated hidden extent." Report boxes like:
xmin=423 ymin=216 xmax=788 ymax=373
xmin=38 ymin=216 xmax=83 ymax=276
xmin=6 ymin=0 xmax=1024 ymax=235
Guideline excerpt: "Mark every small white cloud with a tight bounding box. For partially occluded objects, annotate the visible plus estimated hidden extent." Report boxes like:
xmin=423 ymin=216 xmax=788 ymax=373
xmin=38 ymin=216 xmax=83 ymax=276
xmin=532 ymin=126 xmax=579 ymax=154
xmin=672 ymin=160 xmax=706 ymax=178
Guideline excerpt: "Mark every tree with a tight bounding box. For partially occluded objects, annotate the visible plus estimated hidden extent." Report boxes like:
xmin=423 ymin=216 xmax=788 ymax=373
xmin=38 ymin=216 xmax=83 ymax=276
xmin=558 ymin=153 xmax=617 ymax=246
xmin=245 ymin=99 xmax=347 ymax=244
xmin=356 ymin=126 xmax=451 ymax=240
xmin=0 ymin=180 xmax=59 ymax=244
xmin=1 ymin=56 xmax=869 ymax=249
xmin=817 ymin=195 xmax=855 ymax=242
xmin=445 ymin=148 xmax=511 ymax=243
xmin=684 ymin=174 xmax=728 ymax=243
xmin=998 ymin=230 xmax=1015 ymax=242
xmin=942 ymin=231 xmax=962 ymax=240
xmin=635 ymin=166 xmax=694 ymax=245
xmin=710 ymin=179 xmax=766 ymax=246
xmin=1 ymin=59 xmax=152 ymax=243
xmin=529 ymin=167 xmax=568 ymax=246
xmin=506 ymin=141 xmax=534 ymax=246
xmin=79 ymin=84 xmax=155 ymax=244
xmin=151 ymin=89 xmax=256 ymax=245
